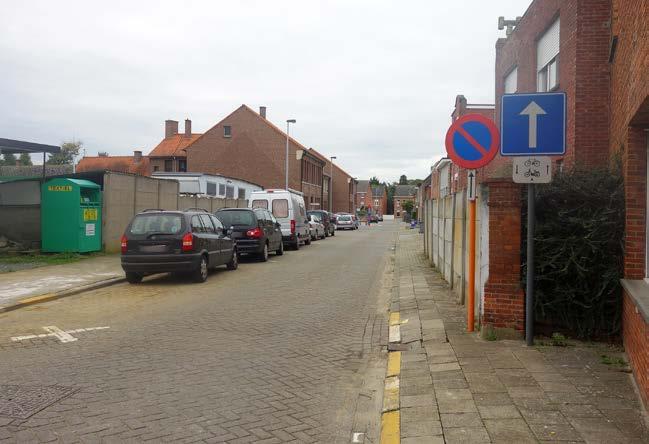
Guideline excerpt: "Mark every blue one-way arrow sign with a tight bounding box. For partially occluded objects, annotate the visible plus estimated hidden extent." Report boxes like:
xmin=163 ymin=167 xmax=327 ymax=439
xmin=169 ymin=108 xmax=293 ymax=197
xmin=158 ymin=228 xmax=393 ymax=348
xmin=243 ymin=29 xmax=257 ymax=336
xmin=501 ymin=92 xmax=566 ymax=156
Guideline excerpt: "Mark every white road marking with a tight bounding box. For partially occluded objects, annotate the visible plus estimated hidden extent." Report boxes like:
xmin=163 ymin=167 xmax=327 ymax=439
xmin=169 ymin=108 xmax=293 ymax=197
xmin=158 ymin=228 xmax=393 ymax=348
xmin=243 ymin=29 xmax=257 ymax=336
xmin=388 ymin=325 xmax=401 ymax=343
xmin=351 ymin=432 xmax=365 ymax=443
xmin=11 ymin=326 xmax=110 ymax=343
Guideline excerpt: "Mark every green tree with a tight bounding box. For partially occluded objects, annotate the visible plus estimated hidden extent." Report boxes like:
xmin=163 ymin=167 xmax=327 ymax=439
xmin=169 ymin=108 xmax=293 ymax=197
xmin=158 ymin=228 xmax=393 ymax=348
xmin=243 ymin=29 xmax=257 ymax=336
xmin=19 ymin=153 xmax=33 ymax=166
xmin=46 ymin=140 xmax=82 ymax=165
xmin=369 ymin=176 xmax=380 ymax=186
xmin=1 ymin=153 xmax=18 ymax=166
xmin=399 ymin=174 xmax=408 ymax=185
xmin=386 ymin=182 xmax=396 ymax=214
xmin=403 ymin=200 xmax=414 ymax=215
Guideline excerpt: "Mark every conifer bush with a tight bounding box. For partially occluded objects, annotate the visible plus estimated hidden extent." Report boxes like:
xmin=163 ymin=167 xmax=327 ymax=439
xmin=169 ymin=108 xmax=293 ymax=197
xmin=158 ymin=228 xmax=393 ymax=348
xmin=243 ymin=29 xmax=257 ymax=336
xmin=524 ymin=162 xmax=624 ymax=339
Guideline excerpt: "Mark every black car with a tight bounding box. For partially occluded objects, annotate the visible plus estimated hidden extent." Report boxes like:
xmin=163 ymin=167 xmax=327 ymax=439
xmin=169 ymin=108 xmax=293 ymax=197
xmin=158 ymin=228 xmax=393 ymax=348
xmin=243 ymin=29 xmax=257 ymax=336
xmin=306 ymin=210 xmax=335 ymax=237
xmin=121 ymin=209 xmax=237 ymax=284
xmin=214 ymin=208 xmax=283 ymax=261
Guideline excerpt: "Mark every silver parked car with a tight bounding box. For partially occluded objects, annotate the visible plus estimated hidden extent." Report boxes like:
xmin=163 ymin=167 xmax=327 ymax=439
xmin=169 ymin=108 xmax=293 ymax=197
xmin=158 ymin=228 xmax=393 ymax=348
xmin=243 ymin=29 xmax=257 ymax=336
xmin=336 ymin=214 xmax=355 ymax=230
xmin=308 ymin=214 xmax=326 ymax=240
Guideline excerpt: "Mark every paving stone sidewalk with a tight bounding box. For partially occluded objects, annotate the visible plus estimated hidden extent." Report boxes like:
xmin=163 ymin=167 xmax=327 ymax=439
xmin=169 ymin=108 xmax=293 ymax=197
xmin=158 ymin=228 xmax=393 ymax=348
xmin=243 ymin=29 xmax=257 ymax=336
xmin=393 ymin=230 xmax=649 ymax=443
xmin=0 ymin=255 xmax=122 ymax=309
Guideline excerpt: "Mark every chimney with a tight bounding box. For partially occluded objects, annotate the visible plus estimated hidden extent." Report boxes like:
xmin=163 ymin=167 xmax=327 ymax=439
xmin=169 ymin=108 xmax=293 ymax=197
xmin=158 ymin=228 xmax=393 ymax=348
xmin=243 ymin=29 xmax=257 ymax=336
xmin=259 ymin=106 xmax=267 ymax=119
xmin=165 ymin=119 xmax=178 ymax=138
xmin=133 ymin=150 xmax=142 ymax=163
xmin=185 ymin=119 xmax=192 ymax=137
xmin=98 ymin=152 xmax=109 ymax=157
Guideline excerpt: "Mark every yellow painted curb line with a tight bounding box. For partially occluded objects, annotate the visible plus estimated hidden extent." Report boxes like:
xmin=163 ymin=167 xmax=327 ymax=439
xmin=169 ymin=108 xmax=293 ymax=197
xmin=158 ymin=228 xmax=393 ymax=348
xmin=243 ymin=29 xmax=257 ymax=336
xmin=380 ymin=410 xmax=400 ymax=444
xmin=387 ymin=351 xmax=401 ymax=377
xmin=389 ymin=312 xmax=400 ymax=326
xmin=383 ymin=376 xmax=400 ymax=412
xmin=18 ymin=293 xmax=57 ymax=305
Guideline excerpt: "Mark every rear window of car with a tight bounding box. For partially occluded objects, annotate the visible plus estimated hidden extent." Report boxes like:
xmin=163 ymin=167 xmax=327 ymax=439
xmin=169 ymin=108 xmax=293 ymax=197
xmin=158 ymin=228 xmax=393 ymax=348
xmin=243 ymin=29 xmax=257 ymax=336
xmin=129 ymin=214 xmax=183 ymax=235
xmin=251 ymin=199 xmax=268 ymax=209
xmin=272 ymin=199 xmax=289 ymax=218
xmin=339 ymin=215 xmax=352 ymax=221
xmin=215 ymin=210 xmax=256 ymax=227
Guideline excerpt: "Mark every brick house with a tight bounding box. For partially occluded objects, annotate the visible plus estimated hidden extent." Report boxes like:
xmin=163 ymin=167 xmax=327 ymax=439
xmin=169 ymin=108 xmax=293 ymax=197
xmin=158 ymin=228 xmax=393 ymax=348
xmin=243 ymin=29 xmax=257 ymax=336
xmin=425 ymin=0 xmax=649 ymax=407
xmin=76 ymin=151 xmax=150 ymax=176
xmin=308 ymin=149 xmax=356 ymax=213
xmin=185 ymin=105 xmax=331 ymax=208
xmin=612 ymin=0 xmax=649 ymax=409
xmin=371 ymin=185 xmax=388 ymax=216
xmin=148 ymin=119 xmax=201 ymax=174
xmin=355 ymin=180 xmax=372 ymax=210
xmin=393 ymin=185 xmax=417 ymax=218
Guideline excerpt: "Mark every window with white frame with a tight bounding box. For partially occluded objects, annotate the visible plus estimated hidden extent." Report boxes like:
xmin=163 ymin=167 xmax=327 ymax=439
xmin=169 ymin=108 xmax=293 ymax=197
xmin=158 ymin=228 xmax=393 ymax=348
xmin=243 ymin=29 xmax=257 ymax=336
xmin=504 ymin=67 xmax=518 ymax=94
xmin=537 ymin=18 xmax=560 ymax=92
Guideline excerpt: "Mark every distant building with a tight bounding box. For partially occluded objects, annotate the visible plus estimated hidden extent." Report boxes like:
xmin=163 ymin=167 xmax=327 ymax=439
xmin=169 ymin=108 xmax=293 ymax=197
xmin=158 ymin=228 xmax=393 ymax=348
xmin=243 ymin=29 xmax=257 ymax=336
xmin=148 ymin=119 xmax=201 ymax=174
xmin=76 ymin=151 xmax=150 ymax=176
xmin=393 ymin=185 xmax=417 ymax=218
xmin=355 ymin=180 xmax=371 ymax=210
xmin=371 ymin=185 xmax=388 ymax=215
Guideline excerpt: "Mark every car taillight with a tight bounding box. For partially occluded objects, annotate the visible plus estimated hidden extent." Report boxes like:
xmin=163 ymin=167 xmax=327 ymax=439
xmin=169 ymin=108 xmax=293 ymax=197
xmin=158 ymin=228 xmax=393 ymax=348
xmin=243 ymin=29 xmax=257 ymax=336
xmin=246 ymin=227 xmax=263 ymax=238
xmin=290 ymin=219 xmax=296 ymax=234
xmin=120 ymin=235 xmax=128 ymax=254
xmin=181 ymin=232 xmax=194 ymax=252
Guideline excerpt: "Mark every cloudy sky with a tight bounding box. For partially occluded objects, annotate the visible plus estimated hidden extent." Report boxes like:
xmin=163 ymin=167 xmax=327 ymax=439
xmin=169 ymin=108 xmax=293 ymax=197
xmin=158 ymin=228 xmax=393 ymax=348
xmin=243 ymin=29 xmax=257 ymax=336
xmin=1 ymin=0 xmax=526 ymax=182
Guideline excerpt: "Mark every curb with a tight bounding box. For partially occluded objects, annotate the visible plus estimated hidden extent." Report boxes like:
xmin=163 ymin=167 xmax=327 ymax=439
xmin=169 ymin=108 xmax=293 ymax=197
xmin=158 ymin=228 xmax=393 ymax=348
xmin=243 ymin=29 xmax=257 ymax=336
xmin=0 ymin=276 xmax=126 ymax=314
xmin=380 ymin=310 xmax=402 ymax=444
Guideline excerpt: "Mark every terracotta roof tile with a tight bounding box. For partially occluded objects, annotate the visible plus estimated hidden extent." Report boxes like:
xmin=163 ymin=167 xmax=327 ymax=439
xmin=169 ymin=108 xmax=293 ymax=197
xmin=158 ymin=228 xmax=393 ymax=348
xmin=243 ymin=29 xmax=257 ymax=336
xmin=76 ymin=156 xmax=150 ymax=176
xmin=148 ymin=133 xmax=202 ymax=158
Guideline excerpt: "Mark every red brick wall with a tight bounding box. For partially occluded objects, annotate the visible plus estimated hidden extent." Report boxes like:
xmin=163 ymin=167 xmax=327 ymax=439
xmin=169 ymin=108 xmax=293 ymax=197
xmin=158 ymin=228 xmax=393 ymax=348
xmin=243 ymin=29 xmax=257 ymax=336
xmin=187 ymin=106 xmax=306 ymax=192
xmin=482 ymin=181 xmax=524 ymax=330
xmin=610 ymin=0 xmax=649 ymax=406
xmin=622 ymin=292 xmax=649 ymax=408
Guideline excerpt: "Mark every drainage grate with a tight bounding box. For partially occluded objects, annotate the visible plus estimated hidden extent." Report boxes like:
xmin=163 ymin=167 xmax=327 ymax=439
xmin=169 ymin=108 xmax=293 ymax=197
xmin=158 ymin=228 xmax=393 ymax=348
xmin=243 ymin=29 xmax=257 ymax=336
xmin=0 ymin=385 xmax=78 ymax=419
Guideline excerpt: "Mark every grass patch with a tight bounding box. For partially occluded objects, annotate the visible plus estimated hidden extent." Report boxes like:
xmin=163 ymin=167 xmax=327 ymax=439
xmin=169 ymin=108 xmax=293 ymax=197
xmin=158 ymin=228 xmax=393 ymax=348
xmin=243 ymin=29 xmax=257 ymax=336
xmin=600 ymin=354 xmax=627 ymax=367
xmin=0 ymin=252 xmax=103 ymax=266
xmin=551 ymin=332 xmax=568 ymax=347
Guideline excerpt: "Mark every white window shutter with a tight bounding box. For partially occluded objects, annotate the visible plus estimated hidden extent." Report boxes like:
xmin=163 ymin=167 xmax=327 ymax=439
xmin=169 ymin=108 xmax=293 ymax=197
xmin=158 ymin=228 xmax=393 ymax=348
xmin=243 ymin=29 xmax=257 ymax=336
xmin=504 ymin=67 xmax=518 ymax=94
xmin=537 ymin=18 xmax=560 ymax=71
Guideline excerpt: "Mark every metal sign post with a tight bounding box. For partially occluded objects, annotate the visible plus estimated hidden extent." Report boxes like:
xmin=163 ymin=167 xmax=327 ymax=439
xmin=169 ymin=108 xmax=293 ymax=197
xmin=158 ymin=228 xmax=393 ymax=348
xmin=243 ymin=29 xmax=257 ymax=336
xmin=501 ymin=92 xmax=565 ymax=346
xmin=445 ymin=115 xmax=500 ymax=332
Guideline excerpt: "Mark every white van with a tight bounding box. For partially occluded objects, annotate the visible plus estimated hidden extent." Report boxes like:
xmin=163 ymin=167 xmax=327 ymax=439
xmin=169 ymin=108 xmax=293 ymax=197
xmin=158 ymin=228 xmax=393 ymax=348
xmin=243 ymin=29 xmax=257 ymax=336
xmin=249 ymin=189 xmax=310 ymax=249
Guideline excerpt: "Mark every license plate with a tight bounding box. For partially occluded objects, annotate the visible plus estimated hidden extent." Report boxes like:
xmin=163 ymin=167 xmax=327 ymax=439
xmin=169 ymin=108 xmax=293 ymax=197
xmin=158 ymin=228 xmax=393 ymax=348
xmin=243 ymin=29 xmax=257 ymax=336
xmin=139 ymin=245 xmax=168 ymax=253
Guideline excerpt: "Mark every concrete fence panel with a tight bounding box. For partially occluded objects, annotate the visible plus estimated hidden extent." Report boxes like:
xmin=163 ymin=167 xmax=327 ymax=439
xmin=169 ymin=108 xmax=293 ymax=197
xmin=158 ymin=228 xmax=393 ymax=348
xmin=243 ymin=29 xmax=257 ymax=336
xmin=103 ymin=173 xmax=136 ymax=253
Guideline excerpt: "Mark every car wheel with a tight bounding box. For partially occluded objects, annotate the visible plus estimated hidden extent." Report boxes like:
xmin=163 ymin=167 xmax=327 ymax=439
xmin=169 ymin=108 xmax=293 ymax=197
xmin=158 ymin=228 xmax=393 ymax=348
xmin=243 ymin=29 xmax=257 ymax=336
xmin=332 ymin=229 xmax=335 ymax=236
xmin=276 ymin=240 xmax=284 ymax=256
xmin=294 ymin=238 xmax=300 ymax=250
xmin=324 ymin=230 xmax=329 ymax=237
xmin=305 ymin=235 xmax=311 ymax=245
xmin=125 ymin=272 xmax=143 ymax=284
xmin=192 ymin=255 xmax=209 ymax=283
xmin=259 ymin=243 xmax=269 ymax=262
xmin=226 ymin=249 xmax=238 ymax=270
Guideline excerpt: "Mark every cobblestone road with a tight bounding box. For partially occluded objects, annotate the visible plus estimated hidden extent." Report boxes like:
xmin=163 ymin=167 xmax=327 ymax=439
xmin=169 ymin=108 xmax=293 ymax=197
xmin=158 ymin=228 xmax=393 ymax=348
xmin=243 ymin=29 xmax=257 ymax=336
xmin=0 ymin=223 xmax=396 ymax=443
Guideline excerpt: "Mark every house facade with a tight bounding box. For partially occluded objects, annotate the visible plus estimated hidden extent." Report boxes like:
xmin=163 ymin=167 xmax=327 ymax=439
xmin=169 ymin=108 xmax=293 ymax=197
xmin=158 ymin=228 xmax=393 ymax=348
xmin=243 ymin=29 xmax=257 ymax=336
xmin=422 ymin=0 xmax=649 ymax=408
xmin=393 ymin=185 xmax=417 ymax=218
xmin=148 ymin=119 xmax=201 ymax=174
xmin=355 ymin=180 xmax=371 ymax=210
xmin=185 ymin=105 xmax=337 ymax=209
xmin=371 ymin=185 xmax=387 ymax=216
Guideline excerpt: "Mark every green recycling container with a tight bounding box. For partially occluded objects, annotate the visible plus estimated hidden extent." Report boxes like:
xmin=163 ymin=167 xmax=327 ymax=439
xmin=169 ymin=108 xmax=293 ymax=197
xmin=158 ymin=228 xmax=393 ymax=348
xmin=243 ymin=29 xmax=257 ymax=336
xmin=41 ymin=178 xmax=102 ymax=253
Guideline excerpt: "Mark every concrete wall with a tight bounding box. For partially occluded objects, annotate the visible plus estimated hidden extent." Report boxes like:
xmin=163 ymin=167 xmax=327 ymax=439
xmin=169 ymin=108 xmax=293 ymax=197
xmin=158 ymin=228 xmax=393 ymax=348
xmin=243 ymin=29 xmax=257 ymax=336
xmin=0 ymin=180 xmax=41 ymax=248
xmin=0 ymin=172 xmax=246 ymax=253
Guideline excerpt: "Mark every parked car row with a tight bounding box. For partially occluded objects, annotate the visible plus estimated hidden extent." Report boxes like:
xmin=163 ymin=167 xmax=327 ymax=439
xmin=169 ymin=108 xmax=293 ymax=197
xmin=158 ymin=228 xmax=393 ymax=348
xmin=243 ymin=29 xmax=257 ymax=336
xmin=120 ymin=188 xmax=360 ymax=284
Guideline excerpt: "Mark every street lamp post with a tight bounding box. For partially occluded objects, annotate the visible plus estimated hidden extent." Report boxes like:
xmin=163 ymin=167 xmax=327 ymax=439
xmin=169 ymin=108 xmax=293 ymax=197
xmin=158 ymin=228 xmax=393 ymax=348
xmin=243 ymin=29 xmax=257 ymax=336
xmin=285 ymin=119 xmax=296 ymax=190
xmin=329 ymin=156 xmax=337 ymax=212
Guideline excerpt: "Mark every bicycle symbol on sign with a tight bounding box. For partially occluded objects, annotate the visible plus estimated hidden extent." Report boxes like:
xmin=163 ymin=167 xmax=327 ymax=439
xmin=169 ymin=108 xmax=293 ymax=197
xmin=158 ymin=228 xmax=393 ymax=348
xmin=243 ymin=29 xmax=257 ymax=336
xmin=523 ymin=158 xmax=541 ymax=178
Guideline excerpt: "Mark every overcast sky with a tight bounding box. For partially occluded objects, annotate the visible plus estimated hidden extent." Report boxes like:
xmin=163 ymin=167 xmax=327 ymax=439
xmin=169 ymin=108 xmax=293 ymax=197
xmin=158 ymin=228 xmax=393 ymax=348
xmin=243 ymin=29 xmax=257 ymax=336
xmin=1 ymin=0 xmax=526 ymax=182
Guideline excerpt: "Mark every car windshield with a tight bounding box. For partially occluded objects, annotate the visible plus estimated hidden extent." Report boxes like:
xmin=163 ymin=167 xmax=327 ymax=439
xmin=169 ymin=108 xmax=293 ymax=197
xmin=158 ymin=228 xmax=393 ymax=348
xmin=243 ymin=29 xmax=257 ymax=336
xmin=129 ymin=214 xmax=183 ymax=235
xmin=215 ymin=210 xmax=256 ymax=227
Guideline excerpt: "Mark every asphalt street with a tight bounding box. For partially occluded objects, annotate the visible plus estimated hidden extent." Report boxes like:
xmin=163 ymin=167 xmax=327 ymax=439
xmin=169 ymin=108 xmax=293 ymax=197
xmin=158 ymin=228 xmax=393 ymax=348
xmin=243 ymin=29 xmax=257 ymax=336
xmin=0 ymin=222 xmax=396 ymax=443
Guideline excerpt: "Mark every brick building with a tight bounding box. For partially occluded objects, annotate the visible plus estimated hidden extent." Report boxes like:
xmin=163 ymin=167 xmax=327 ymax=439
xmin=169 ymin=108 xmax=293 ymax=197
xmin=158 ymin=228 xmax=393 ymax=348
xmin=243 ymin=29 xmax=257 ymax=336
xmin=185 ymin=105 xmax=334 ymax=209
xmin=308 ymin=149 xmax=356 ymax=213
xmin=76 ymin=151 xmax=150 ymax=176
xmin=148 ymin=119 xmax=201 ymax=174
xmin=355 ymin=180 xmax=372 ymax=210
xmin=371 ymin=185 xmax=388 ymax=216
xmin=612 ymin=0 xmax=649 ymax=409
xmin=427 ymin=0 xmax=649 ymax=407
xmin=393 ymin=185 xmax=417 ymax=218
